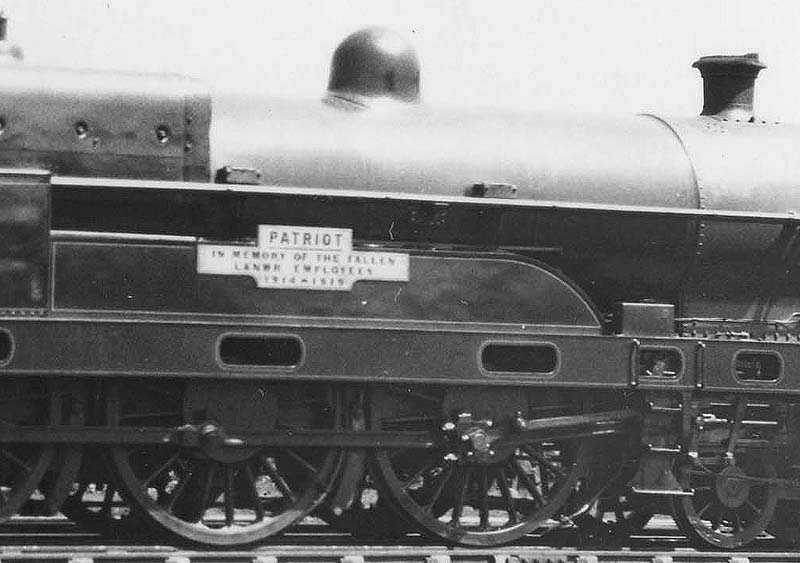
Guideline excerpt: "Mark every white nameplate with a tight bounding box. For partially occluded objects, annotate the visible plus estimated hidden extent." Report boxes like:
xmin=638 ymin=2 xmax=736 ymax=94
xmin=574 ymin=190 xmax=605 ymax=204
xmin=197 ymin=225 xmax=409 ymax=291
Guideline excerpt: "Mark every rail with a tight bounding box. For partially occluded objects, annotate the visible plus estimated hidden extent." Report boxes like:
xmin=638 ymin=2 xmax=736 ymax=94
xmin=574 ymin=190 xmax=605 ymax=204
xmin=0 ymin=545 xmax=793 ymax=563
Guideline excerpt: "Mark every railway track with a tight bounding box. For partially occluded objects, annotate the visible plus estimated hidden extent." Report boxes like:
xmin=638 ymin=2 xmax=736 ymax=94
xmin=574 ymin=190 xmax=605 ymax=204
xmin=0 ymin=517 xmax=796 ymax=563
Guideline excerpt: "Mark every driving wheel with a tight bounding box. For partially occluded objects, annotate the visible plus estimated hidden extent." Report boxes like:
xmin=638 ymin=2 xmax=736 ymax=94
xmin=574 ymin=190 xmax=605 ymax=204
xmin=108 ymin=379 xmax=344 ymax=546
xmin=370 ymin=385 xmax=598 ymax=546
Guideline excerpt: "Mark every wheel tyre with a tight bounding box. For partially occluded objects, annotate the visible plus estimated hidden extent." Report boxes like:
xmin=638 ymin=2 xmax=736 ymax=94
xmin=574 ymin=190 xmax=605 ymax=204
xmin=672 ymin=456 xmax=778 ymax=550
xmin=107 ymin=381 xmax=345 ymax=547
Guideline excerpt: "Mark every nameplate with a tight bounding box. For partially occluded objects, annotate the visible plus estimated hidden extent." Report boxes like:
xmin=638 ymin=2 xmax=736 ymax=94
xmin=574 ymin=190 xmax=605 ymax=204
xmin=197 ymin=225 xmax=409 ymax=291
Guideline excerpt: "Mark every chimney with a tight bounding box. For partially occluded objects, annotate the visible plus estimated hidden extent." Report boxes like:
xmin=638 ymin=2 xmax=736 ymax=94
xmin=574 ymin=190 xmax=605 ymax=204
xmin=0 ymin=12 xmax=22 ymax=62
xmin=692 ymin=53 xmax=766 ymax=121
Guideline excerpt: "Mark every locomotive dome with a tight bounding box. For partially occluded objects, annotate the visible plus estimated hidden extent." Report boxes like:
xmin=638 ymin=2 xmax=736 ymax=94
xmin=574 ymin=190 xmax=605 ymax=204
xmin=327 ymin=27 xmax=421 ymax=104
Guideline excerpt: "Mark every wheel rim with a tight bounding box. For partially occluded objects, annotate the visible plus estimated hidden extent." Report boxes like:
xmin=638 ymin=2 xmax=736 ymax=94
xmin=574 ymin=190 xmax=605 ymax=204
xmin=0 ymin=378 xmax=57 ymax=521
xmin=108 ymin=380 xmax=344 ymax=546
xmin=673 ymin=453 xmax=777 ymax=549
xmin=370 ymin=385 xmax=596 ymax=546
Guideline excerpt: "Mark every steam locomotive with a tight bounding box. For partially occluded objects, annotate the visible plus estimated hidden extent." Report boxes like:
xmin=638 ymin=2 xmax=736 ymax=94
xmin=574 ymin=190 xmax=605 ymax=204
xmin=0 ymin=20 xmax=796 ymax=550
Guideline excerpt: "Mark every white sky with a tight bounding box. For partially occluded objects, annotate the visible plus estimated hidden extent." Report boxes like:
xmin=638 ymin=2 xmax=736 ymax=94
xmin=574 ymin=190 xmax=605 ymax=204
xmin=2 ymin=1 xmax=800 ymax=121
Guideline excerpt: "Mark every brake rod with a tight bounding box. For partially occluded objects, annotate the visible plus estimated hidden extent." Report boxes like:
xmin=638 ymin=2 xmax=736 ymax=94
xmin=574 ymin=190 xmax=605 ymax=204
xmin=0 ymin=425 xmax=436 ymax=449
xmin=0 ymin=410 xmax=640 ymax=450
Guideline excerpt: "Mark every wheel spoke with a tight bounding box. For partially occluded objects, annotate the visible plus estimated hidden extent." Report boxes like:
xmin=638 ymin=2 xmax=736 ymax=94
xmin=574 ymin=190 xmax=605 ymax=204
xmin=142 ymin=451 xmax=181 ymax=487
xmin=370 ymin=387 xmax=596 ymax=547
xmin=0 ymin=449 xmax=32 ymax=474
xmin=224 ymin=466 xmax=235 ymax=527
xmin=197 ymin=462 xmax=216 ymax=523
xmin=512 ymin=459 xmax=545 ymax=506
xmin=422 ymin=465 xmax=453 ymax=512
xmin=710 ymin=510 xmax=722 ymax=531
xmin=496 ymin=468 xmax=518 ymax=524
xmin=478 ymin=470 xmax=490 ymax=530
xmin=696 ymin=499 xmax=714 ymax=518
xmin=264 ymin=456 xmax=297 ymax=503
xmin=285 ymin=449 xmax=318 ymax=475
xmin=101 ymin=485 xmax=116 ymax=516
xmin=243 ymin=462 xmax=265 ymax=522
xmin=450 ymin=468 xmax=471 ymax=527
xmin=109 ymin=381 xmax=343 ymax=545
xmin=674 ymin=442 xmax=779 ymax=550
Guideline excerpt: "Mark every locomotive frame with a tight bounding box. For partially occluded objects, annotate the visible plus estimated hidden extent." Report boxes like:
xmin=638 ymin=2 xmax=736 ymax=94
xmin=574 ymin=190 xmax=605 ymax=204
xmin=0 ymin=167 xmax=795 ymax=547
xmin=0 ymin=20 xmax=795 ymax=551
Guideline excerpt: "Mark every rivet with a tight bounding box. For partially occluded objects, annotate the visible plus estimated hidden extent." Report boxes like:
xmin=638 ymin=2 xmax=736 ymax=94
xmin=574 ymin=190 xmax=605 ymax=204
xmin=74 ymin=120 xmax=89 ymax=139
xmin=156 ymin=125 xmax=170 ymax=144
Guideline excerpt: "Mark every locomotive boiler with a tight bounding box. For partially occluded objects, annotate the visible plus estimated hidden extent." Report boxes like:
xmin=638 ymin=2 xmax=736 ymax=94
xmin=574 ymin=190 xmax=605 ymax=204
xmin=0 ymin=22 xmax=797 ymax=550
